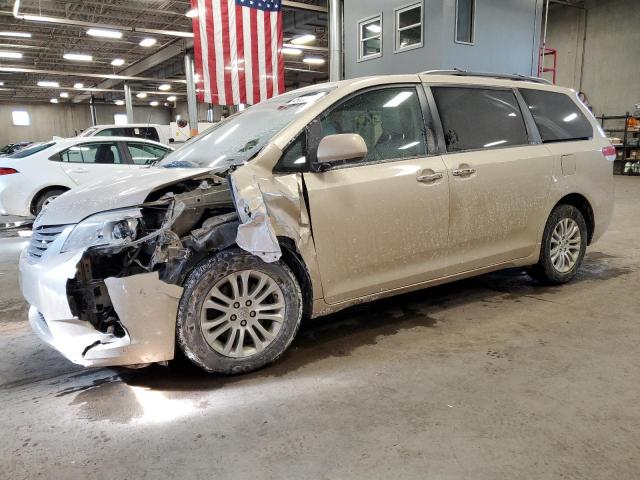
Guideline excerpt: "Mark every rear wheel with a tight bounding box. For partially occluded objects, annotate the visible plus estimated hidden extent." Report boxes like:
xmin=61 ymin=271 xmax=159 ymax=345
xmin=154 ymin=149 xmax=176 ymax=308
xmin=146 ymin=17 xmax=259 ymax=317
xmin=176 ymin=248 xmax=303 ymax=375
xmin=33 ymin=189 xmax=66 ymax=216
xmin=528 ymin=204 xmax=587 ymax=284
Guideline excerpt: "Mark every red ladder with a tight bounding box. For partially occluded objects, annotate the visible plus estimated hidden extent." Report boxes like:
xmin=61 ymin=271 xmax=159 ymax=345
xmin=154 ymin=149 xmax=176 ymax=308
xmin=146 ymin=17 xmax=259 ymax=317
xmin=538 ymin=47 xmax=557 ymax=84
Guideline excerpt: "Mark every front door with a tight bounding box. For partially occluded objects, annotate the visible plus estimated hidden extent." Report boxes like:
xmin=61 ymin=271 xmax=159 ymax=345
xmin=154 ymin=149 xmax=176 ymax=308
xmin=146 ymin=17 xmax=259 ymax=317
xmin=302 ymin=85 xmax=450 ymax=304
xmin=430 ymin=86 xmax=553 ymax=272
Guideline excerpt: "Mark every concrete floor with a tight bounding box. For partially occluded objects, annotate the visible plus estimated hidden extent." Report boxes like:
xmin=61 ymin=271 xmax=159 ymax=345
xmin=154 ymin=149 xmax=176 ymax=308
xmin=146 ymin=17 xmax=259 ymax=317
xmin=1 ymin=176 xmax=639 ymax=480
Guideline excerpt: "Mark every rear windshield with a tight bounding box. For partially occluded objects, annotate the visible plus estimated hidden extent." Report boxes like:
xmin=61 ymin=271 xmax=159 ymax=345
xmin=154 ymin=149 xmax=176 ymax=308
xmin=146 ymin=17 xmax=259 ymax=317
xmin=519 ymin=89 xmax=593 ymax=143
xmin=6 ymin=142 xmax=56 ymax=158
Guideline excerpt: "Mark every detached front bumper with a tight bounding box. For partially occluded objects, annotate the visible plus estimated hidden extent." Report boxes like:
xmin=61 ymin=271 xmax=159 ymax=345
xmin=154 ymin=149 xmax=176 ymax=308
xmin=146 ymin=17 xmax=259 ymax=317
xmin=19 ymin=232 xmax=183 ymax=367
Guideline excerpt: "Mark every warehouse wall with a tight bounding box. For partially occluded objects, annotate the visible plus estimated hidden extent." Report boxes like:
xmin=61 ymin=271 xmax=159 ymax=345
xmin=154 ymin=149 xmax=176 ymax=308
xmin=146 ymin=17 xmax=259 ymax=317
xmin=0 ymin=103 xmax=171 ymax=146
xmin=545 ymin=0 xmax=640 ymax=116
xmin=343 ymin=0 xmax=542 ymax=78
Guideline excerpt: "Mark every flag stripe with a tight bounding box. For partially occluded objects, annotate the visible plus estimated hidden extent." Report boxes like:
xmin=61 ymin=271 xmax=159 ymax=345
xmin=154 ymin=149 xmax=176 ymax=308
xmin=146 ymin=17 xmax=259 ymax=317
xmin=270 ymin=11 xmax=279 ymax=95
xmin=249 ymin=7 xmax=261 ymax=105
xmin=220 ymin=1 xmax=234 ymax=105
xmin=277 ymin=10 xmax=284 ymax=94
xmin=212 ymin=1 xmax=226 ymax=104
xmin=242 ymin=6 xmax=253 ymax=105
xmin=235 ymin=5 xmax=247 ymax=104
xmin=263 ymin=11 xmax=273 ymax=99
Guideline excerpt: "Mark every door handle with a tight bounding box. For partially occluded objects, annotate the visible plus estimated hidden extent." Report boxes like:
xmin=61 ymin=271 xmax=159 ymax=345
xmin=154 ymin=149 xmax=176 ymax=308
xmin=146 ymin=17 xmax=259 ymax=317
xmin=452 ymin=167 xmax=476 ymax=177
xmin=416 ymin=172 xmax=444 ymax=183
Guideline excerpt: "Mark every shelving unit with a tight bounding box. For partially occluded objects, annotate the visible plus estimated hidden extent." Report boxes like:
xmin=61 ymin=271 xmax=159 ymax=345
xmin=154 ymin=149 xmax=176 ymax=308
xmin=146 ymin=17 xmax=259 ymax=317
xmin=596 ymin=113 xmax=640 ymax=175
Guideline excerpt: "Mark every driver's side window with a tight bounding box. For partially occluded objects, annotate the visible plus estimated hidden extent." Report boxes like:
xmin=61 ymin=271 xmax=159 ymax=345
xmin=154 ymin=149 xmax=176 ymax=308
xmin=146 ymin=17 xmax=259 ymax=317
xmin=319 ymin=86 xmax=427 ymax=164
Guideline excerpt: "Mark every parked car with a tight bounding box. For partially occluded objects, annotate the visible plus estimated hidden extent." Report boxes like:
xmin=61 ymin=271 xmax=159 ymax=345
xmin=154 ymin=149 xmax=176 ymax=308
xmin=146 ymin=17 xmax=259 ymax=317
xmin=0 ymin=136 xmax=172 ymax=217
xmin=19 ymin=72 xmax=614 ymax=374
xmin=0 ymin=141 xmax=32 ymax=156
xmin=79 ymin=124 xmax=172 ymax=145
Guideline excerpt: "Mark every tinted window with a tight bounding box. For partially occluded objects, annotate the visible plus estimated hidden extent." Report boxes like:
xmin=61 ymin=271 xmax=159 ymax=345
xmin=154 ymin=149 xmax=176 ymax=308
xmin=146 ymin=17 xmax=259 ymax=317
xmin=95 ymin=128 xmax=127 ymax=137
xmin=60 ymin=142 xmax=123 ymax=164
xmin=7 ymin=142 xmax=56 ymax=159
xmin=136 ymin=127 xmax=160 ymax=142
xmin=432 ymin=87 xmax=528 ymax=152
xmin=276 ymin=134 xmax=307 ymax=172
xmin=519 ymin=89 xmax=593 ymax=143
xmin=456 ymin=0 xmax=475 ymax=43
xmin=126 ymin=143 xmax=169 ymax=165
xmin=319 ymin=87 xmax=427 ymax=163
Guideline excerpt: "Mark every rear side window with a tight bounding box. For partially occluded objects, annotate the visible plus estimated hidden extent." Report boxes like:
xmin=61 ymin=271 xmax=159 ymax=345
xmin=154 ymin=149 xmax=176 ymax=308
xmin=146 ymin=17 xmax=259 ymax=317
xmin=59 ymin=142 xmax=123 ymax=164
xmin=8 ymin=142 xmax=55 ymax=158
xmin=135 ymin=127 xmax=160 ymax=142
xmin=95 ymin=128 xmax=127 ymax=137
xmin=519 ymin=89 xmax=593 ymax=143
xmin=432 ymin=87 xmax=528 ymax=152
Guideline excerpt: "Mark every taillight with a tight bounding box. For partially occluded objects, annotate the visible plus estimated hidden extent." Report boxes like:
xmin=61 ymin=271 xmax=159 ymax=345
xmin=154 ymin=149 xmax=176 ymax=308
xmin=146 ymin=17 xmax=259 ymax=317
xmin=0 ymin=167 xmax=18 ymax=175
xmin=602 ymin=145 xmax=617 ymax=162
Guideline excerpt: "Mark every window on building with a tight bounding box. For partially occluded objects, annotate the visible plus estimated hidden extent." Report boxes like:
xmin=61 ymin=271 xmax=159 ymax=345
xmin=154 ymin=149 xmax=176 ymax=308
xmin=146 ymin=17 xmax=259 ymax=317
xmin=60 ymin=142 xmax=123 ymax=164
xmin=432 ymin=87 xmax=528 ymax=152
xmin=12 ymin=110 xmax=30 ymax=126
xmin=318 ymin=86 xmax=427 ymax=164
xmin=358 ymin=15 xmax=382 ymax=61
xmin=455 ymin=0 xmax=475 ymax=44
xmin=519 ymin=89 xmax=593 ymax=143
xmin=114 ymin=114 xmax=128 ymax=126
xmin=395 ymin=3 xmax=423 ymax=52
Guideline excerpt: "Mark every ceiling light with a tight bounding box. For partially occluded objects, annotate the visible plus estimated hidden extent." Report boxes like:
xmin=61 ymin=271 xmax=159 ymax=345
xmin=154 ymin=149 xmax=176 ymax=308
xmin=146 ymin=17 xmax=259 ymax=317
xmin=158 ymin=84 xmax=171 ymax=91
xmin=139 ymin=38 xmax=157 ymax=47
xmin=366 ymin=24 xmax=381 ymax=34
xmin=302 ymin=57 xmax=325 ymax=65
xmin=136 ymin=92 xmax=147 ymax=99
xmin=282 ymin=47 xmax=302 ymax=56
xmin=59 ymin=92 xmax=69 ymax=98
xmin=115 ymin=99 xmax=125 ymax=106
xmin=87 ymin=28 xmax=123 ymax=39
xmin=185 ymin=8 xmax=198 ymax=18
xmin=111 ymin=58 xmax=125 ymax=66
xmin=38 ymin=81 xmax=59 ymax=87
xmin=167 ymin=95 xmax=177 ymax=102
xmin=150 ymin=101 xmax=159 ymax=107
xmin=73 ymin=82 xmax=84 ymax=89
xmin=0 ymin=50 xmax=22 ymax=59
xmin=383 ymin=91 xmax=413 ymax=108
xmin=291 ymin=34 xmax=316 ymax=45
xmin=50 ymin=98 xmax=58 ymax=103
xmin=0 ymin=31 xmax=32 ymax=38
xmin=63 ymin=53 xmax=93 ymax=62
xmin=0 ymin=81 xmax=4 ymax=86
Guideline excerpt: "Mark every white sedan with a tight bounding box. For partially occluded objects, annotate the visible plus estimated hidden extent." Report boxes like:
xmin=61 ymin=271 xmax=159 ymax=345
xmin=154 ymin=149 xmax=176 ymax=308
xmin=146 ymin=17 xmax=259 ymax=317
xmin=0 ymin=136 xmax=172 ymax=217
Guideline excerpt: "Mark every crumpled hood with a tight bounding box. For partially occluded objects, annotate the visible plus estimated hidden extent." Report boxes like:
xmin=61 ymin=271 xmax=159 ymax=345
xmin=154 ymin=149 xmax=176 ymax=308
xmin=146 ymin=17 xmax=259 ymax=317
xmin=36 ymin=167 xmax=212 ymax=227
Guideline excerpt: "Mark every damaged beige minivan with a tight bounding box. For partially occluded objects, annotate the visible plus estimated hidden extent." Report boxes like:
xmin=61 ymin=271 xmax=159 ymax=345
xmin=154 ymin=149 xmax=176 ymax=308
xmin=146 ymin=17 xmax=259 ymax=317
xmin=20 ymin=71 xmax=614 ymax=374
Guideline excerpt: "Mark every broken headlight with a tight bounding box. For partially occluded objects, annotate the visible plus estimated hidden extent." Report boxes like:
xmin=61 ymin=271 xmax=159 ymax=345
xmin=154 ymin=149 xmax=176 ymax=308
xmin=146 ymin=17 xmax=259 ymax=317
xmin=61 ymin=208 xmax=142 ymax=253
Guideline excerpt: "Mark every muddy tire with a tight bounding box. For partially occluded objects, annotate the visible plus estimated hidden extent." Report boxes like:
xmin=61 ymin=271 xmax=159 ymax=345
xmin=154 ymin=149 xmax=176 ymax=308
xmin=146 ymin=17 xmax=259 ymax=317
xmin=527 ymin=204 xmax=588 ymax=284
xmin=176 ymin=248 xmax=303 ymax=375
xmin=33 ymin=188 xmax=66 ymax=215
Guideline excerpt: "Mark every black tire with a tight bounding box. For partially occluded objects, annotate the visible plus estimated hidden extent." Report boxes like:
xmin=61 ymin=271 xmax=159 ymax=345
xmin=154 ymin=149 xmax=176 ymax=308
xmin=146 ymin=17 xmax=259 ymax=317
xmin=176 ymin=248 xmax=303 ymax=375
xmin=33 ymin=189 xmax=66 ymax=215
xmin=527 ymin=204 xmax=588 ymax=284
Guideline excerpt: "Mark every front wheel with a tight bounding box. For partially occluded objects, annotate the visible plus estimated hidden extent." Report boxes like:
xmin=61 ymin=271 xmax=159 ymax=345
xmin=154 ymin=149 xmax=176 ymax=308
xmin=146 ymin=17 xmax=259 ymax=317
xmin=176 ymin=248 xmax=303 ymax=375
xmin=527 ymin=204 xmax=588 ymax=284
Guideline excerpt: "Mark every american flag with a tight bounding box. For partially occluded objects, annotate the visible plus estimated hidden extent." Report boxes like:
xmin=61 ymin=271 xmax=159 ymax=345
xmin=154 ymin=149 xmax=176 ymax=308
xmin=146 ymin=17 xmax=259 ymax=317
xmin=190 ymin=0 xmax=284 ymax=106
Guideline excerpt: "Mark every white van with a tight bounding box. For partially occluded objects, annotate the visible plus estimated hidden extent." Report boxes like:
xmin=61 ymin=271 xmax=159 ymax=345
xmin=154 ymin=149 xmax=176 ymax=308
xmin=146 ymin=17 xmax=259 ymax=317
xmin=79 ymin=124 xmax=172 ymax=146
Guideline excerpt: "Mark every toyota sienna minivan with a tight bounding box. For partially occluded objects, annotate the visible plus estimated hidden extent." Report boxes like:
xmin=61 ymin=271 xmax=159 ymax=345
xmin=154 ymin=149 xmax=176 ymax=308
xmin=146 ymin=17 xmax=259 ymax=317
xmin=19 ymin=71 xmax=615 ymax=374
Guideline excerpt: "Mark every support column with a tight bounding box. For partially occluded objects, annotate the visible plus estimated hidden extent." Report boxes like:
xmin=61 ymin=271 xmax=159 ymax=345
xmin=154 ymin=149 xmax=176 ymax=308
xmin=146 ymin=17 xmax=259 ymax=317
xmin=328 ymin=0 xmax=343 ymax=82
xmin=123 ymin=83 xmax=134 ymax=123
xmin=89 ymin=94 xmax=98 ymax=126
xmin=184 ymin=53 xmax=199 ymax=137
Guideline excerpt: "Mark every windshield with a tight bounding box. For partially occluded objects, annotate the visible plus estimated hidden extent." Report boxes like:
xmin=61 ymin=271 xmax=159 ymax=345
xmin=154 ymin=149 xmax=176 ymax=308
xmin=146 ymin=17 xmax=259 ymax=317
xmin=79 ymin=127 xmax=98 ymax=137
xmin=6 ymin=142 xmax=56 ymax=159
xmin=157 ymin=86 xmax=334 ymax=169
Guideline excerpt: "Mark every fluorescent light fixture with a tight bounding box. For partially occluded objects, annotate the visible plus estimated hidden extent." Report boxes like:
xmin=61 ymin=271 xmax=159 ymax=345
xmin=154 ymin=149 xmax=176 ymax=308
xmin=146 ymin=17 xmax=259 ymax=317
xmin=111 ymin=58 xmax=125 ymax=66
xmin=291 ymin=34 xmax=315 ymax=45
xmin=73 ymin=82 xmax=84 ymax=89
xmin=0 ymin=81 xmax=4 ymax=86
xmin=114 ymin=99 xmax=125 ymax=106
xmin=87 ymin=28 xmax=123 ymax=39
xmin=50 ymin=98 xmax=58 ymax=103
xmin=136 ymin=92 xmax=147 ymax=99
xmin=38 ymin=80 xmax=59 ymax=87
xmin=366 ymin=24 xmax=381 ymax=33
xmin=563 ymin=112 xmax=578 ymax=122
xmin=150 ymin=100 xmax=159 ymax=106
xmin=282 ymin=47 xmax=302 ymax=56
xmin=398 ymin=141 xmax=420 ymax=150
xmin=59 ymin=92 xmax=69 ymax=98
xmin=484 ymin=139 xmax=507 ymax=148
xmin=383 ymin=91 xmax=413 ymax=108
xmin=63 ymin=53 xmax=93 ymax=62
xmin=139 ymin=38 xmax=157 ymax=47
xmin=0 ymin=31 xmax=32 ymax=38
xmin=158 ymin=83 xmax=171 ymax=91
xmin=302 ymin=57 xmax=325 ymax=65
xmin=12 ymin=110 xmax=30 ymax=126
xmin=166 ymin=95 xmax=177 ymax=102
xmin=0 ymin=50 xmax=22 ymax=59
xmin=185 ymin=8 xmax=198 ymax=18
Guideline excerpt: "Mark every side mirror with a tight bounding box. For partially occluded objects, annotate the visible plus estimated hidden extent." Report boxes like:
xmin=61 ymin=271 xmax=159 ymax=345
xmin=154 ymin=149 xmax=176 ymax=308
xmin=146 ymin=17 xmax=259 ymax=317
xmin=316 ymin=133 xmax=368 ymax=166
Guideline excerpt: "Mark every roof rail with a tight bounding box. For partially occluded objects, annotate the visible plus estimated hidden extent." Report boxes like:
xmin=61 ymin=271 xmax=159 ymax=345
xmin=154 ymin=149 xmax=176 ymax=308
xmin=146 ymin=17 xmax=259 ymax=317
xmin=421 ymin=68 xmax=552 ymax=85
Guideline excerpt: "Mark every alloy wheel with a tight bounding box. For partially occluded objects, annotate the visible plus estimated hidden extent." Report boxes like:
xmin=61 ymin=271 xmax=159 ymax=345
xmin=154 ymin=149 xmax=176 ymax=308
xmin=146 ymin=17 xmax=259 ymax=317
xmin=550 ymin=218 xmax=581 ymax=273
